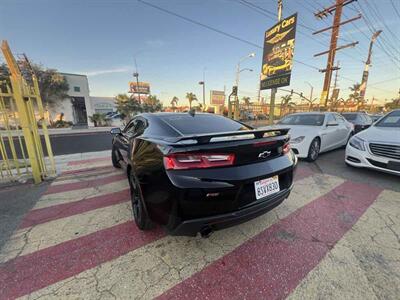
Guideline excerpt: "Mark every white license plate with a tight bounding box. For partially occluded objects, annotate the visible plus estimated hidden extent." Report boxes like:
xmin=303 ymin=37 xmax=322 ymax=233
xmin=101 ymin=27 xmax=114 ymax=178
xmin=254 ymin=176 xmax=280 ymax=200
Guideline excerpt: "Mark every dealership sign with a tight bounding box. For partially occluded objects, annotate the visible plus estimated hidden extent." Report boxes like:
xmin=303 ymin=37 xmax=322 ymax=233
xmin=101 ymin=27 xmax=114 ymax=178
xmin=129 ymin=82 xmax=150 ymax=94
xmin=210 ymin=90 xmax=225 ymax=105
xmin=260 ymin=13 xmax=297 ymax=90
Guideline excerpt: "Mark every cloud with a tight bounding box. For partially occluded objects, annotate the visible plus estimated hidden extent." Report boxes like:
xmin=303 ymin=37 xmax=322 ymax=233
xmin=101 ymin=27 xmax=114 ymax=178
xmin=82 ymin=67 xmax=131 ymax=77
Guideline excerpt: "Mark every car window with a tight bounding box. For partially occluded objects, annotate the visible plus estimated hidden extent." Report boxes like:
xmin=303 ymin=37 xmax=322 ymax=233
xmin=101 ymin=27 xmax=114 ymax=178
xmin=335 ymin=114 xmax=345 ymax=123
xmin=364 ymin=114 xmax=372 ymax=124
xmin=160 ymin=114 xmax=250 ymax=134
xmin=134 ymin=119 xmax=146 ymax=135
xmin=278 ymin=114 xmax=325 ymax=126
xmin=124 ymin=120 xmax=136 ymax=134
xmin=375 ymin=110 xmax=400 ymax=128
xmin=326 ymin=114 xmax=336 ymax=124
xmin=342 ymin=113 xmax=358 ymax=121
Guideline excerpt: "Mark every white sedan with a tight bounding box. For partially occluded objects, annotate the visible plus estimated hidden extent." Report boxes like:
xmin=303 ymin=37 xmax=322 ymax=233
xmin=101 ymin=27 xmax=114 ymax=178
xmin=269 ymin=112 xmax=354 ymax=161
xmin=345 ymin=109 xmax=400 ymax=176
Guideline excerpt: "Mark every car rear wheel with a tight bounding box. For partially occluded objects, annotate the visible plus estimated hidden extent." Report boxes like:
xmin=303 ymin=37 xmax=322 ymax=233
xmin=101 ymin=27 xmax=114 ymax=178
xmin=307 ymin=138 xmax=320 ymax=162
xmin=111 ymin=146 xmax=121 ymax=168
xmin=129 ymin=171 xmax=153 ymax=230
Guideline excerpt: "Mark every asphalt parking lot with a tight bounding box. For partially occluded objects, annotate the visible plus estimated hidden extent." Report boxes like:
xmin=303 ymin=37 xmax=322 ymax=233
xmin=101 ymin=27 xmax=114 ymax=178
xmin=0 ymin=149 xmax=399 ymax=299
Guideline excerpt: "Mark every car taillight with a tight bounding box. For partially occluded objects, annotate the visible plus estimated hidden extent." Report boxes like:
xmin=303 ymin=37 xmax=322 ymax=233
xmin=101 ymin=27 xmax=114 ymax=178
xmin=164 ymin=153 xmax=235 ymax=170
xmin=283 ymin=143 xmax=291 ymax=154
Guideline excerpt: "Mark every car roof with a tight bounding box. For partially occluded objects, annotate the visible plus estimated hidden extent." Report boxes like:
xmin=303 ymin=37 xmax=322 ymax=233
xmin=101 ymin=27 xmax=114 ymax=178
xmin=286 ymin=112 xmax=332 ymax=116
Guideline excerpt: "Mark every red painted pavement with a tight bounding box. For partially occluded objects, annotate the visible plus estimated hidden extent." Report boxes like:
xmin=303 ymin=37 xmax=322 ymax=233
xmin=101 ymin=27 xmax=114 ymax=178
xmin=67 ymin=157 xmax=110 ymax=166
xmin=158 ymin=181 xmax=382 ymax=300
xmin=19 ymin=189 xmax=130 ymax=229
xmin=0 ymin=222 xmax=165 ymax=300
xmin=44 ymin=173 xmax=126 ymax=195
xmin=294 ymin=165 xmax=314 ymax=181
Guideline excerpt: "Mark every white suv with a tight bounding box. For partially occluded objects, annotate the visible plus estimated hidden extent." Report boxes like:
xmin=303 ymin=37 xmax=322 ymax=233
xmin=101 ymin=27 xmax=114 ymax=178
xmin=345 ymin=109 xmax=400 ymax=176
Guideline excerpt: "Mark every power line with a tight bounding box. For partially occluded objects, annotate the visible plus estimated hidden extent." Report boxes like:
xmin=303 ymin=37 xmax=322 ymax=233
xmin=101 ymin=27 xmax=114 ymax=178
xmin=390 ymin=0 xmax=400 ymax=19
xmin=138 ymin=0 xmax=320 ymax=71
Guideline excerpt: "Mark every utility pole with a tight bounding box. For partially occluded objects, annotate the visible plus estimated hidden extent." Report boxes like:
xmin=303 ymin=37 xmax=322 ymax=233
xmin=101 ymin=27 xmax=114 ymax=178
xmin=269 ymin=0 xmax=283 ymax=125
xmin=133 ymin=58 xmax=140 ymax=104
xmin=359 ymin=30 xmax=382 ymax=102
xmin=314 ymin=0 xmax=360 ymax=108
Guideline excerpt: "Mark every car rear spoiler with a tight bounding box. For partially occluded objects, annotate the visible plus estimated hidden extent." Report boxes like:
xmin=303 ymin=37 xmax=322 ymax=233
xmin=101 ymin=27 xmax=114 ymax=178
xmin=172 ymin=128 xmax=290 ymax=145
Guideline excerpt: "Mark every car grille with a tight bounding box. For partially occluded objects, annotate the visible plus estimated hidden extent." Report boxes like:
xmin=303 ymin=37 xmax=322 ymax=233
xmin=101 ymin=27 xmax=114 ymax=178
xmin=369 ymin=143 xmax=400 ymax=160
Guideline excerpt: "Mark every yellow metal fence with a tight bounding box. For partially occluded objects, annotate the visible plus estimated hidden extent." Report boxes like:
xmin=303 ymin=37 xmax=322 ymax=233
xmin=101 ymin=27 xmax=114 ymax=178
xmin=0 ymin=40 xmax=55 ymax=184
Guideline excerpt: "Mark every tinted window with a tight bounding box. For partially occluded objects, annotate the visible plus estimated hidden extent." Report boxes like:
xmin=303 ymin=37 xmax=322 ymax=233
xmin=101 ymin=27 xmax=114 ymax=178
xmin=364 ymin=114 xmax=372 ymax=124
xmin=375 ymin=110 xmax=400 ymax=128
xmin=342 ymin=113 xmax=358 ymax=121
xmin=335 ymin=114 xmax=345 ymax=123
xmin=326 ymin=114 xmax=336 ymax=124
xmin=160 ymin=114 xmax=250 ymax=134
xmin=278 ymin=114 xmax=325 ymax=126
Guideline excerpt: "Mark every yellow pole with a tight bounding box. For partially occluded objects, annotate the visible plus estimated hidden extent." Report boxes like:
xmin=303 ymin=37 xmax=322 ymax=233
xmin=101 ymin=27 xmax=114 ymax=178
xmin=1 ymin=40 xmax=42 ymax=183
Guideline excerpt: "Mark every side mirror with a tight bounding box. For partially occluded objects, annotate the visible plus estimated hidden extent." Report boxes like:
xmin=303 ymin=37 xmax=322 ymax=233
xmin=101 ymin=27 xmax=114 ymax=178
xmin=110 ymin=127 xmax=121 ymax=135
xmin=326 ymin=121 xmax=338 ymax=127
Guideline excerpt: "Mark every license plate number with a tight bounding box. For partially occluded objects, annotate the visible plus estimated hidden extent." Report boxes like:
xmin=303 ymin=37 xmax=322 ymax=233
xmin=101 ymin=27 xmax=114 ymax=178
xmin=254 ymin=176 xmax=280 ymax=200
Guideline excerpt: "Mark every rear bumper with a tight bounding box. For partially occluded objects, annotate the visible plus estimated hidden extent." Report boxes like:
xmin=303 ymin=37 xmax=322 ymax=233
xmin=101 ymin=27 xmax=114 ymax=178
xmin=169 ymin=186 xmax=292 ymax=236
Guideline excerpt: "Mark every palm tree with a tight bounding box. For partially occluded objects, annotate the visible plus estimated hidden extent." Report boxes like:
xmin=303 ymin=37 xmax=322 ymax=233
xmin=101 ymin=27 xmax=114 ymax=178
xmin=280 ymin=94 xmax=292 ymax=117
xmin=242 ymin=96 xmax=251 ymax=109
xmin=186 ymin=92 xmax=197 ymax=109
xmin=170 ymin=96 xmax=179 ymax=112
xmin=348 ymin=83 xmax=363 ymax=109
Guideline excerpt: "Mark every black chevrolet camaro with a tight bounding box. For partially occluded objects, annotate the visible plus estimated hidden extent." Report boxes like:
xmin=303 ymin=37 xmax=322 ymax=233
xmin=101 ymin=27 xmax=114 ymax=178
xmin=110 ymin=112 xmax=297 ymax=237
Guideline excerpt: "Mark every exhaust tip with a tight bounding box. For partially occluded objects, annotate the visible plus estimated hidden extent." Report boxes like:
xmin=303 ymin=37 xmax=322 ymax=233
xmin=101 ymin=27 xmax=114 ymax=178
xmin=200 ymin=226 xmax=213 ymax=238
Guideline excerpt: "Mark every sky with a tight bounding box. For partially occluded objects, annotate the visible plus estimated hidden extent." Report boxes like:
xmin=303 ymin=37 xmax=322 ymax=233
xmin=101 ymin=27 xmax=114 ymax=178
xmin=1 ymin=0 xmax=399 ymax=106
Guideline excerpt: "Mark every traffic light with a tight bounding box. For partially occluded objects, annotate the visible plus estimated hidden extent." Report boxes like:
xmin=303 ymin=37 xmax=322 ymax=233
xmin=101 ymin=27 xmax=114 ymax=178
xmin=290 ymin=89 xmax=294 ymax=95
xmin=232 ymin=86 xmax=238 ymax=96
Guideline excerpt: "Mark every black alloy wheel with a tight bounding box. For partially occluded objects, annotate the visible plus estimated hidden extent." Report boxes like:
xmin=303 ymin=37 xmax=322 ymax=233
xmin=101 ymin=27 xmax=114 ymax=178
xmin=128 ymin=171 xmax=153 ymax=230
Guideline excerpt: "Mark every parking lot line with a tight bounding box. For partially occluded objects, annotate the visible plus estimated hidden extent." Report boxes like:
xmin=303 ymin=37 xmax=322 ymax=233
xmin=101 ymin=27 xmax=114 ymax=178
xmin=34 ymin=179 xmax=129 ymax=209
xmin=0 ymin=222 xmax=164 ymax=300
xmin=19 ymin=189 xmax=130 ymax=229
xmin=157 ymin=181 xmax=383 ymax=300
xmin=20 ymin=174 xmax=343 ymax=300
xmin=288 ymin=188 xmax=400 ymax=299
xmin=44 ymin=173 xmax=126 ymax=195
xmin=0 ymin=202 xmax=133 ymax=263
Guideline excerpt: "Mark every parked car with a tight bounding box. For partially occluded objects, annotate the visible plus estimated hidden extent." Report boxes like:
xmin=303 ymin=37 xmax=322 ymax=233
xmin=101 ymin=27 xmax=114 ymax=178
xmin=369 ymin=114 xmax=383 ymax=123
xmin=240 ymin=111 xmax=256 ymax=121
xmin=345 ymin=109 xmax=400 ymax=176
xmin=105 ymin=113 xmax=124 ymax=127
xmin=341 ymin=112 xmax=373 ymax=133
xmin=271 ymin=112 xmax=354 ymax=162
xmin=110 ymin=112 xmax=297 ymax=236
xmin=257 ymin=113 xmax=268 ymax=120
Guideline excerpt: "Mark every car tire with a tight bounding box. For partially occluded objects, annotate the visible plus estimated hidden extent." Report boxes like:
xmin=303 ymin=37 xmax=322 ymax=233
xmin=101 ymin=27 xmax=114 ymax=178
xmin=111 ymin=146 xmax=121 ymax=168
xmin=306 ymin=137 xmax=320 ymax=162
xmin=129 ymin=171 xmax=154 ymax=230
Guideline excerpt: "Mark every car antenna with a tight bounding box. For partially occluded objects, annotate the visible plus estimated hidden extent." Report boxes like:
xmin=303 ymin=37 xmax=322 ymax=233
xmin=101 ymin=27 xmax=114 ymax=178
xmin=189 ymin=108 xmax=196 ymax=117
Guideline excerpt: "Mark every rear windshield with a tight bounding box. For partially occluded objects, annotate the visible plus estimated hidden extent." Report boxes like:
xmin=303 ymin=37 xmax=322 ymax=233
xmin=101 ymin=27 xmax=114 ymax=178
xmin=278 ymin=114 xmax=325 ymax=126
xmin=160 ymin=114 xmax=250 ymax=134
xmin=342 ymin=113 xmax=358 ymax=121
xmin=375 ymin=110 xmax=400 ymax=128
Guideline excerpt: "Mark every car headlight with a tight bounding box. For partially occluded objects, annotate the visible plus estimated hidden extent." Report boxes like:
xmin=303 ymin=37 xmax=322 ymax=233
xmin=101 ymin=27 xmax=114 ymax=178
xmin=349 ymin=136 xmax=366 ymax=151
xmin=290 ymin=136 xmax=305 ymax=144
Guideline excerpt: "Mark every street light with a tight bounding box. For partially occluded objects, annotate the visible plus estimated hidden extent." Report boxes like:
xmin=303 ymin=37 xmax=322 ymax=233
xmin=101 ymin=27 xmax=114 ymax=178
xmin=233 ymin=53 xmax=256 ymax=120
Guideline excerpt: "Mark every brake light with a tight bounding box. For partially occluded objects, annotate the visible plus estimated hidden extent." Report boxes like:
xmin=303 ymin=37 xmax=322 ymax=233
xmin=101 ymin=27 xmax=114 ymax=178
xmin=164 ymin=153 xmax=235 ymax=170
xmin=283 ymin=143 xmax=291 ymax=154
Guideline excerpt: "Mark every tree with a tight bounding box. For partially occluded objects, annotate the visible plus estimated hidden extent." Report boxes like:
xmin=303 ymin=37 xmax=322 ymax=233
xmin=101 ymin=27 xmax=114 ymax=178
xmin=89 ymin=113 xmax=106 ymax=127
xmin=348 ymin=83 xmax=364 ymax=109
xmin=242 ymin=96 xmax=251 ymax=109
xmin=186 ymin=92 xmax=197 ymax=109
xmin=115 ymin=94 xmax=142 ymax=119
xmin=170 ymin=96 xmax=179 ymax=111
xmin=142 ymin=95 xmax=163 ymax=112
xmin=280 ymin=94 xmax=292 ymax=116
xmin=0 ymin=62 xmax=69 ymax=106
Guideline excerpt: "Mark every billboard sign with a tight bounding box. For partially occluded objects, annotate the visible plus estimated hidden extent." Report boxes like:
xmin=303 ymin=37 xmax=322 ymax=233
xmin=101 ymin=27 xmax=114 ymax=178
xmin=260 ymin=13 xmax=297 ymax=90
xmin=210 ymin=90 xmax=225 ymax=105
xmin=129 ymin=82 xmax=150 ymax=94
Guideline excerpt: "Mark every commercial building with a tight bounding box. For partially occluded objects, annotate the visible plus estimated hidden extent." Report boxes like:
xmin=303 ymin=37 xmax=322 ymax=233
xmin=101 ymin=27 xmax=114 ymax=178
xmin=90 ymin=96 xmax=117 ymax=114
xmin=49 ymin=73 xmax=94 ymax=127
